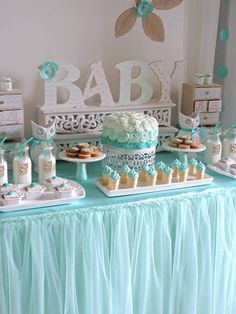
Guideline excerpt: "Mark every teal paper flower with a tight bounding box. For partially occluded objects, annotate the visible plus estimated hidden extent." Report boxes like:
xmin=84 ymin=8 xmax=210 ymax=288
xmin=137 ymin=1 xmax=154 ymax=17
xmin=38 ymin=62 xmax=59 ymax=80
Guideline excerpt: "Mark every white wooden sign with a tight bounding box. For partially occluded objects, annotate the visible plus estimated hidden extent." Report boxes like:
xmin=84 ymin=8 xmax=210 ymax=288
xmin=41 ymin=60 xmax=182 ymax=111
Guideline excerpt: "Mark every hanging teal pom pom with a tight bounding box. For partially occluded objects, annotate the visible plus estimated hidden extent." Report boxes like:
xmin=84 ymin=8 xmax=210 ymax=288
xmin=215 ymin=65 xmax=228 ymax=78
xmin=137 ymin=0 xmax=154 ymax=17
xmin=219 ymin=28 xmax=229 ymax=42
xmin=38 ymin=62 xmax=59 ymax=80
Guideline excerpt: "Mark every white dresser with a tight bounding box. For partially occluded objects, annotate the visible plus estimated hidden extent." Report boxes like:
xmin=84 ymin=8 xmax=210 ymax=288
xmin=181 ymin=83 xmax=223 ymax=126
xmin=0 ymin=89 xmax=24 ymax=139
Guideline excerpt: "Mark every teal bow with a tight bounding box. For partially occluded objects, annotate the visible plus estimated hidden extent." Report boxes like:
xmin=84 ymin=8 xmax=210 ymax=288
xmin=181 ymin=127 xmax=200 ymax=136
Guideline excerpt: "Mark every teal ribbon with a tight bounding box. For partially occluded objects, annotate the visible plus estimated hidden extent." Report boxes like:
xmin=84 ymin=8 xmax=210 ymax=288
xmin=181 ymin=127 xmax=200 ymax=136
xmin=31 ymin=134 xmax=56 ymax=149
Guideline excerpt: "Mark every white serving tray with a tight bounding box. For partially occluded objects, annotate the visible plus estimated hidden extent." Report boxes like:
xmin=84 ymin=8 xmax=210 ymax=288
xmin=0 ymin=180 xmax=85 ymax=212
xmin=208 ymin=164 xmax=236 ymax=179
xmin=95 ymin=175 xmax=214 ymax=197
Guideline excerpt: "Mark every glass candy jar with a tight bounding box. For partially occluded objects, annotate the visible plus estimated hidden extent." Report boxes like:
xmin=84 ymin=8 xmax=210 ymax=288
xmin=222 ymin=128 xmax=236 ymax=160
xmin=13 ymin=146 xmax=32 ymax=186
xmin=0 ymin=148 xmax=8 ymax=185
xmin=38 ymin=146 xmax=56 ymax=182
xmin=205 ymin=130 xmax=222 ymax=164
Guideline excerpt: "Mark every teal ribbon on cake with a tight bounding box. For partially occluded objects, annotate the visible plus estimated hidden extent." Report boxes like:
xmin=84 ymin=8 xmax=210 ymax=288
xmin=101 ymin=138 xmax=158 ymax=150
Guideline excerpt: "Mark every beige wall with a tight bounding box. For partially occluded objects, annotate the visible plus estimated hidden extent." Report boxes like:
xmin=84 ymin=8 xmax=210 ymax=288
xmin=0 ymin=0 xmax=184 ymax=136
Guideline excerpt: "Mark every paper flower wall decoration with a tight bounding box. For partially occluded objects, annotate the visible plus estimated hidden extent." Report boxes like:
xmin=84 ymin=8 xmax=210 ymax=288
xmin=38 ymin=62 xmax=59 ymax=80
xmin=115 ymin=0 xmax=183 ymax=42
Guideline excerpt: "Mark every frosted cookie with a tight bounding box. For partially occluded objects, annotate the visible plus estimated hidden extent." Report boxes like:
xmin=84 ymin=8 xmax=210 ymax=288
xmin=78 ymin=148 xmax=92 ymax=159
xmin=76 ymin=143 xmax=90 ymax=149
xmin=146 ymin=168 xmax=157 ymax=186
xmin=162 ymin=166 xmax=173 ymax=184
xmin=179 ymin=163 xmax=189 ymax=182
xmin=178 ymin=144 xmax=190 ymax=149
xmin=170 ymin=159 xmax=181 ymax=179
xmin=66 ymin=147 xmax=79 ymax=158
xmin=24 ymin=182 xmax=46 ymax=200
xmin=1 ymin=190 xmax=23 ymax=205
xmin=127 ymin=169 xmax=139 ymax=188
xmin=196 ymin=162 xmax=206 ymax=180
xmin=139 ymin=163 xmax=150 ymax=182
xmin=91 ymin=148 xmax=102 ymax=157
xmin=119 ymin=165 xmax=131 ymax=184
xmin=188 ymin=158 xmax=198 ymax=176
xmin=44 ymin=176 xmax=67 ymax=190
xmin=55 ymin=182 xmax=76 ymax=198
xmin=102 ymin=165 xmax=113 ymax=186
xmin=108 ymin=171 xmax=120 ymax=190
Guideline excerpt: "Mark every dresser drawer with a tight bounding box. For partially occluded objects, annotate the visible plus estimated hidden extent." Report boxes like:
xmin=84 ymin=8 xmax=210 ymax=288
xmin=195 ymin=87 xmax=221 ymax=100
xmin=200 ymin=112 xmax=220 ymax=125
xmin=194 ymin=100 xmax=208 ymax=112
xmin=0 ymin=94 xmax=23 ymax=110
xmin=0 ymin=110 xmax=24 ymax=125
xmin=0 ymin=124 xmax=24 ymax=139
xmin=208 ymin=100 xmax=222 ymax=112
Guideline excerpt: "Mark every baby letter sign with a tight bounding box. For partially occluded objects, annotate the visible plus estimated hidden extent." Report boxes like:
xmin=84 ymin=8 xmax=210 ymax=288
xmin=41 ymin=60 xmax=182 ymax=112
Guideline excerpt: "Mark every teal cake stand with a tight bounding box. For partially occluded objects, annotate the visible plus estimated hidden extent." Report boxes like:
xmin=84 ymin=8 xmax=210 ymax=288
xmin=59 ymin=150 xmax=106 ymax=181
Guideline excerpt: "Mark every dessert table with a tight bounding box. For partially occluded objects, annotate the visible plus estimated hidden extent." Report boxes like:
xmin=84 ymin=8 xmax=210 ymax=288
xmin=0 ymin=152 xmax=236 ymax=314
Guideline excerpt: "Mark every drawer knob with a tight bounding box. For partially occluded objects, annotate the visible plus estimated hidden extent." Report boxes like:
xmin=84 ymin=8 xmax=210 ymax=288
xmin=203 ymin=116 xmax=208 ymax=120
xmin=0 ymin=101 xmax=4 ymax=105
xmin=205 ymin=91 xmax=210 ymax=95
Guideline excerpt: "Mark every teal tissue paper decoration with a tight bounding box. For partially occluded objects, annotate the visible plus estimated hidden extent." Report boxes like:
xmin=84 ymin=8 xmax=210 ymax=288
xmin=38 ymin=62 xmax=59 ymax=80
xmin=137 ymin=0 xmax=154 ymax=17
xmin=219 ymin=28 xmax=229 ymax=42
xmin=215 ymin=65 xmax=228 ymax=79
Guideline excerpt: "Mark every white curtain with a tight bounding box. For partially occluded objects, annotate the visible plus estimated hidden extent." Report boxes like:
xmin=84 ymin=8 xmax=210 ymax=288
xmin=184 ymin=0 xmax=221 ymax=81
xmin=218 ymin=1 xmax=236 ymax=126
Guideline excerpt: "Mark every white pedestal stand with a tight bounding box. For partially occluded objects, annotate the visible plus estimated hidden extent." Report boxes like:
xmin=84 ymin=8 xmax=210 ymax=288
xmin=59 ymin=151 xmax=106 ymax=180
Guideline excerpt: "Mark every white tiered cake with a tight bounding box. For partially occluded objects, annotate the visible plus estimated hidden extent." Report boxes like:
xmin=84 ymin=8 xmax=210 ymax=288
xmin=101 ymin=112 xmax=159 ymax=170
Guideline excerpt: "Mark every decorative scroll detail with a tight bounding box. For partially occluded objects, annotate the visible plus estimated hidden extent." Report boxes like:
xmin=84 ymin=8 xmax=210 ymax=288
xmin=144 ymin=108 xmax=171 ymax=126
xmin=102 ymin=146 xmax=156 ymax=171
xmin=156 ymin=134 xmax=174 ymax=151
xmin=45 ymin=107 xmax=171 ymax=134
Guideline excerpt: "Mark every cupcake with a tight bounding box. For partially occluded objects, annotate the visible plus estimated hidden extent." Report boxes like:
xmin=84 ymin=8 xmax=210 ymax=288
xmin=119 ymin=165 xmax=130 ymax=184
xmin=127 ymin=169 xmax=139 ymax=188
xmin=179 ymin=163 xmax=189 ymax=182
xmin=156 ymin=161 xmax=166 ymax=180
xmin=170 ymin=159 xmax=181 ymax=179
xmin=162 ymin=166 xmax=173 ymax=184
xmin=146 ymin=168 xmax=157 ymax=186
xmin=108 ymin=171 xmax=120 ymax=190
xmin=102 ymin=166 xmax=113 ymax=186
xmin=139 ymin=163 xmax=150 ymax=182
xmin=188 ymin=158 xmax=198 ymax=176
xmin=196 ymin=162 xmax=206 ymax=180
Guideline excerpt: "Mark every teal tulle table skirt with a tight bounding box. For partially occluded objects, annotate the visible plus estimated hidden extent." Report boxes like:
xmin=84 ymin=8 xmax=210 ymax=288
xmin=1 ymin=154 xmax=236 ymax=314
